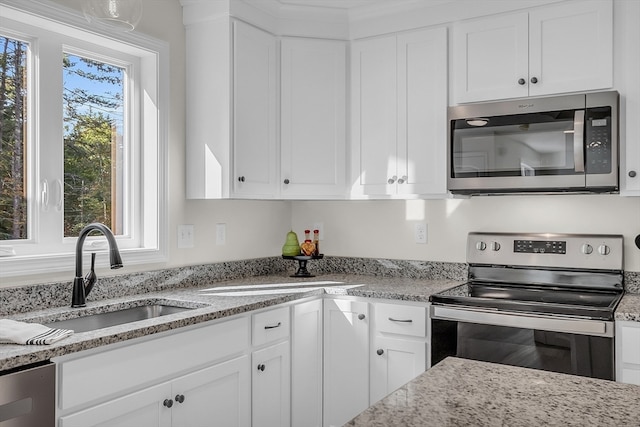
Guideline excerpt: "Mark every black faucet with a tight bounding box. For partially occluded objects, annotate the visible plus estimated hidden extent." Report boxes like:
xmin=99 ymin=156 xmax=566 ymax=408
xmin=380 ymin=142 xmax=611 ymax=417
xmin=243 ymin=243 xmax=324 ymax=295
xmin=72 ymin=223 xmax=123 ymax=307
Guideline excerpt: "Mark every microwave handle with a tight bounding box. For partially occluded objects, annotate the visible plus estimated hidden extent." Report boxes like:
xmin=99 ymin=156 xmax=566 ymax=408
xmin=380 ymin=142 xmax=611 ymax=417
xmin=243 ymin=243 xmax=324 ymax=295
xmin=573 ymin=110 xmax=585 ymax=173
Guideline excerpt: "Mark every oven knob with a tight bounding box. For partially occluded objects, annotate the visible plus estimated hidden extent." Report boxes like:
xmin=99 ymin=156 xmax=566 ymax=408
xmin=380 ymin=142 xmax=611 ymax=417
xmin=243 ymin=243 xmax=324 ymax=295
xmin=490 ymin=241 xmax=501 ymax=251
xmin=476 ymin=241 xmax=487 ymax=251
xmin=598 ymin=244 xmax=611 ymax=255
xmin=581 ymin=244 xmax=593 ymax=255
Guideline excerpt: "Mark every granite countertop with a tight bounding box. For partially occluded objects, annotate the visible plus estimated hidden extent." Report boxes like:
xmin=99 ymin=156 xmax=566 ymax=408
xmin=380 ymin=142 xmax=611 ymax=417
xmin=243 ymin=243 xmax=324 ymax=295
xmin=0 ymin=274 xmax=460 ymax=371
xmin=346 ymin=357 xmax=640 ymax=427
xmin=616 ymin=293 xmax=640 ymax=322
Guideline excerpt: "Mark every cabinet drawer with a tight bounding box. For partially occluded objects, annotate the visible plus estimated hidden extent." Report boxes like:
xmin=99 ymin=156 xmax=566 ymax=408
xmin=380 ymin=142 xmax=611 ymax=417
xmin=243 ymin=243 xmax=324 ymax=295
xmin=57 ymin=316 xmax=250 ymax=411
xmin=253 ymin=306 xmax=290 ymax=347
xmin=374 ymin=303 xmax=426 ymax=337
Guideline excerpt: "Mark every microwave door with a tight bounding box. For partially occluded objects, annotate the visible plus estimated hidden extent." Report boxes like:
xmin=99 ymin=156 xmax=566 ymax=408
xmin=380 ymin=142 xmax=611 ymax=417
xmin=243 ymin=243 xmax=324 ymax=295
xmin=449 ymin=109 xmax=587 ymax=192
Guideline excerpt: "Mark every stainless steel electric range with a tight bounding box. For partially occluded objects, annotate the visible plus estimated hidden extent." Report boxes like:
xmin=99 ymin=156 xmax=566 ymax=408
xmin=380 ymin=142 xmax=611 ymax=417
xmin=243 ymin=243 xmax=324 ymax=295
xmin=430 ymin=232 xmax=624 ymax=380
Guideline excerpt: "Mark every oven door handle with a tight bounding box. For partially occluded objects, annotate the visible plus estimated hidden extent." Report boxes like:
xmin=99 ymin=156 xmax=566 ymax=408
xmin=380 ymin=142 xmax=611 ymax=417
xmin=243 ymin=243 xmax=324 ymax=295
xmin=431 ymin=305 xmax=612 ymax=337
xmin=573 ymin=110 xmax=585 ymax=173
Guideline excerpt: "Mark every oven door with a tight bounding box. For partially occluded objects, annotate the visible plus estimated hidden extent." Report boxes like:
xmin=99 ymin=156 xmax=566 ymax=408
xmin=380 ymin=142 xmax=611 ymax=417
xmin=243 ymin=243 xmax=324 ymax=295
xmin=430 ymin=305 xmax=615 ymax=380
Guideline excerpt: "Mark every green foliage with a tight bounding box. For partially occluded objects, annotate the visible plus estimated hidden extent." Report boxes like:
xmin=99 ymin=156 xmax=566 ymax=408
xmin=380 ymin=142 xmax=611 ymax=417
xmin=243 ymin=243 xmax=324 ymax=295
xmin=62 ymin=53 xmax=123 ymax=237
xmin=0 ymin=37 xmax=27 ymax=240
xmin=64 ymin=112 xmax=114 ymax=236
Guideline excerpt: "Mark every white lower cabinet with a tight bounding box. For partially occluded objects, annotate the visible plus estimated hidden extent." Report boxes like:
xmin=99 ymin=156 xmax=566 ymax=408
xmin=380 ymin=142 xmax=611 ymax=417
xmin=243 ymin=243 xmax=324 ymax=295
xmin=59 ymin=381 xmax=171 ymax=427
xmin=323 ymin=298 xmax=369 ymax=427
xmin=59 ymin=355 xmax=250 ymax=427
xmin=616 ymin=320 xmax=640 ymax=385
xmin=370 ymin=302 xmax=428 ymax=404
xmin=291 ymin=299 xmax=323 ymax=427
xmin=252 ymin=341 xmax=291 ymax=427
xmin=56 ymin=297 xmax=433 ymax=427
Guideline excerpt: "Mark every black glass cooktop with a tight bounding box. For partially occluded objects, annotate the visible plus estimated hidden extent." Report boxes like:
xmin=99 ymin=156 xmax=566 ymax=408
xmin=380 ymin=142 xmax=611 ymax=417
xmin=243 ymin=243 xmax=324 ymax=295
xmin=430 ymin=282 xmax=623 ymax=321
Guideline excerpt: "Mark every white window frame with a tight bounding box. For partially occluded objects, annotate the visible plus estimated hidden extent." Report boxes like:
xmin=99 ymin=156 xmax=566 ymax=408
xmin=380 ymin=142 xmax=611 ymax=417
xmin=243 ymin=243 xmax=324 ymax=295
xmin=0 ymin=0 xmax=168 ymax=278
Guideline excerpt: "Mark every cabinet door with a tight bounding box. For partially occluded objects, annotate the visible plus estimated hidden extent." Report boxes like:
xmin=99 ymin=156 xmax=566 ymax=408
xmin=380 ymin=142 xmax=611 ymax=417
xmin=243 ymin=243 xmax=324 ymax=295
xmin=616 ymin=321 xmax=640 ymax=385
xmin=59 ymin=383 xmax=172 ymax=427
xmin=618 ymin=0 xmax=640 ymax=194
xmin=323 ymin=299 xmax=369 ymax=427
xmin=529 ymin=1 xmax=612 ymax=97
xmin=370 ymin=336 xmax=427 ymax=404
xmin=291 ymin=299 xmax=323 ymax=427
xmin=351 ymin=35 xmax=398 ymax=196
xmin=233 ymin=21 xmax=277 ymax=197
xmin=281 ymin=38 xmax=347 ymax=198
xmin=454 ymin=12 xmax=529 ymax=103
xmin=252 ymin=341 xmax=291 ymax=427
xmin=396 ymin=27 xmax=448 ymax=196
xmin=172 ymin=356 xmax=251 ymax=427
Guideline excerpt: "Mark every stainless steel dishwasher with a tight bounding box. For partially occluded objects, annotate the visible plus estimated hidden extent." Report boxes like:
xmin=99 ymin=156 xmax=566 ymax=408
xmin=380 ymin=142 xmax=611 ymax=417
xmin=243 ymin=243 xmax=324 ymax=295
xmin=0 ymin=362 xmax=54 ymax=427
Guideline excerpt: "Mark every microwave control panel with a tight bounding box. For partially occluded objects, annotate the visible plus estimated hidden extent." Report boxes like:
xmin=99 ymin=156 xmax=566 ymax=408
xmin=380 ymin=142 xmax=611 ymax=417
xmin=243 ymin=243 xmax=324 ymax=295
xmin=585 ymin=107 xmax=612 ymax=174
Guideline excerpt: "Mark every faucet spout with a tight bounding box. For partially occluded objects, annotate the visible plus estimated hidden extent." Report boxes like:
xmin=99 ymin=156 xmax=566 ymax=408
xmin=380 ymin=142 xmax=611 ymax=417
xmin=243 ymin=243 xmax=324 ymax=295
xmin=72 ymin=223 xmax=123 ymax=308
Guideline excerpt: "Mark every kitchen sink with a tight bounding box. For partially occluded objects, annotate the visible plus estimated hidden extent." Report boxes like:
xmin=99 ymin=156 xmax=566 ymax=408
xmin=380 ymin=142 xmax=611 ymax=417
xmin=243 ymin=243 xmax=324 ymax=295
xmin=44 ymin=302 xmax=199 ymax=333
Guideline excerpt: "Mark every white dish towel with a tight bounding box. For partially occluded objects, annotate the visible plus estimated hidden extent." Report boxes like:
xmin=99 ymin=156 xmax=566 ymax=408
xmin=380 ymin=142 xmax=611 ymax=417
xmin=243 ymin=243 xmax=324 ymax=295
xmin=0 ymin=319 xmax=73 ymax=345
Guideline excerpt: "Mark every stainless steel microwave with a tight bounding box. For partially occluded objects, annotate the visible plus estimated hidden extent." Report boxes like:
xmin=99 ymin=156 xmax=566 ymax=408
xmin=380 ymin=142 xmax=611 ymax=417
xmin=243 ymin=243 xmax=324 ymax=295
xmin=447 ymin=91 xmax=619 ymax=195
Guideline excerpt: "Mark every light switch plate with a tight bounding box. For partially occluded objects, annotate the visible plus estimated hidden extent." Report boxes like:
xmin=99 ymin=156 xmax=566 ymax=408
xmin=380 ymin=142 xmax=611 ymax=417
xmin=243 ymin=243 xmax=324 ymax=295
xmin=178 ymin=225 xmax=194 ymax=248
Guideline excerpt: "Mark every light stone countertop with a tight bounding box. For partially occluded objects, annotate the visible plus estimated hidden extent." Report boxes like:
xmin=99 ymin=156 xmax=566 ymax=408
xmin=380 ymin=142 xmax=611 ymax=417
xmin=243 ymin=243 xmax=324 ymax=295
xmin=616 ymin=293 xmax=640 ymax=322
xmin=345 ymin=357 xmax=640 ymax=427
xmin=0 ymin=274 xmax=460 ymax=371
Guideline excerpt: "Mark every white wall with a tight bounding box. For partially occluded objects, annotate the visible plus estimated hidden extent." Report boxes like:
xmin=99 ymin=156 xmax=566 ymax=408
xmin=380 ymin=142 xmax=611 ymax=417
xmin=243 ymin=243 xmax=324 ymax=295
xmin=291 ymin=196 xmax=640 ymax=271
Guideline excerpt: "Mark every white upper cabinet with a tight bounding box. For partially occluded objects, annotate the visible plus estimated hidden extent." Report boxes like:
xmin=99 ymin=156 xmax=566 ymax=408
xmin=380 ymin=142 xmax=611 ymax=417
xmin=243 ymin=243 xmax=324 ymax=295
xmin=351 ymin=27 xmax=448 ymax=198
xmin=183 ymin=17 xmax=277 ymax=199
xmin=280 ymin=38 xmax=347 ymax=198
xmin=454 ymin=0 xmax=613 ymax=104
xmin=233 ymin=21 xmax=278 ymax=198
xmin=616 ymin=0 xmax=640 ymax=195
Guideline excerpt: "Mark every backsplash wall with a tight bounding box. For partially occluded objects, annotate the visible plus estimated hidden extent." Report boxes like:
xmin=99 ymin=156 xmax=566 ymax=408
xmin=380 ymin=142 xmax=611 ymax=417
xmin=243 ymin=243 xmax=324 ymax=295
xmin=291 ymin=195 xmax=640 ymax=272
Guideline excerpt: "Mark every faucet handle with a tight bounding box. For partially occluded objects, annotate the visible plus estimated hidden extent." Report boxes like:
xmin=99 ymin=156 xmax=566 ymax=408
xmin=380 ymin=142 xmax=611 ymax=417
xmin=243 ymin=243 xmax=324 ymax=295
xmin=84 ymin=253 xmax=98 ymax=296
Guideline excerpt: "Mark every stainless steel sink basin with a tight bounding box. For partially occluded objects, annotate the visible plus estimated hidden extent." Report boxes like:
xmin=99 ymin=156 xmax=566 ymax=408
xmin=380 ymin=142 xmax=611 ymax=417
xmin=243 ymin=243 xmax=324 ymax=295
xmin=44 ymin=303 xmax=196 ymax=333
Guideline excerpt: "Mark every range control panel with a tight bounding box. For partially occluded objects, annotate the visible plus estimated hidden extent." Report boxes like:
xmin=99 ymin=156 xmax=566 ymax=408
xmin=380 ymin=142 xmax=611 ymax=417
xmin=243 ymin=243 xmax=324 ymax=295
xmin=514 ymin=240 xmax=567 ymax=254
xmin=467 ymin=232 xmax=623 ymax=270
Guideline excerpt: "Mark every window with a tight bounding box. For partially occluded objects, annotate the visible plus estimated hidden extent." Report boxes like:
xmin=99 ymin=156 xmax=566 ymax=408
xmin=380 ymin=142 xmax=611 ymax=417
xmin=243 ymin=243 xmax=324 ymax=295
xmin=0 ymin=1 xmax=168 ymax=277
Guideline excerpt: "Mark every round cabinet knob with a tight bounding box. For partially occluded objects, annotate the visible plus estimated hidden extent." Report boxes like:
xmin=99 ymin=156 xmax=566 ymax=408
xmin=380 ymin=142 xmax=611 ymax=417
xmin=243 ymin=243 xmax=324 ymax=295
xmin=476 ymin=241 xmax=487 ymax=251
xmin=175 ymin=394 xmax=185 ymax=404
xmin=283 ymin=178 xmax=290 ymax=184
xmin=358 ymin=313 xmax=366 ymax=320
xmin=490 ymin=241 xmax=501 ymax=251
xmin=257 ymin=364 xmax=265 ymax=372
xmin=238 ymin=176 xmax=245 ymax=182
xmin=530 ymin=77 xmax=538 ymax=84
xmin=598 ymin=245 xmax=611 ymax=255
xmin=581 ymin=244 xmax=593 ymax=255
xmin=163 ymin=399 xmax=173 ymax=408
xmin=397 ymin=175 xmax=407 ymax=184
xmin=376 ymin=349 xmax=384 ymax=356
xmin=629 ymin=170 xmax=637 ymax=178
xmin=518 ymin=78 xmax=526 ymax=85
xmin=388 ymin=176 xmax=397 ymax=184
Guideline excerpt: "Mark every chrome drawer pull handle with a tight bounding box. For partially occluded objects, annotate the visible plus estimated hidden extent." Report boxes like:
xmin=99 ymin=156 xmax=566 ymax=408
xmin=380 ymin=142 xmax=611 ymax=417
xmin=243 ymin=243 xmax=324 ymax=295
xmin=388 ymin=317 xmax=412 ymax=323
xmin=264 ymin=322 xmax=282 ymax=330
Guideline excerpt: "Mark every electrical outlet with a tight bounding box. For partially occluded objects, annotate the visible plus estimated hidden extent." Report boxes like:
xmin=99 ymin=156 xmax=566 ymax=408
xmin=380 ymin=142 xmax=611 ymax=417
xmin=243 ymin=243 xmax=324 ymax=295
xmin=216 ymin=223 xmax=226 ymax=245
xmin=178 ymin=225 xmax=194 ymax=248
xmin=312 ymin=222 xmax=324 ymax=240
xmin=414 ymin=223 xmax=427 ymax=244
